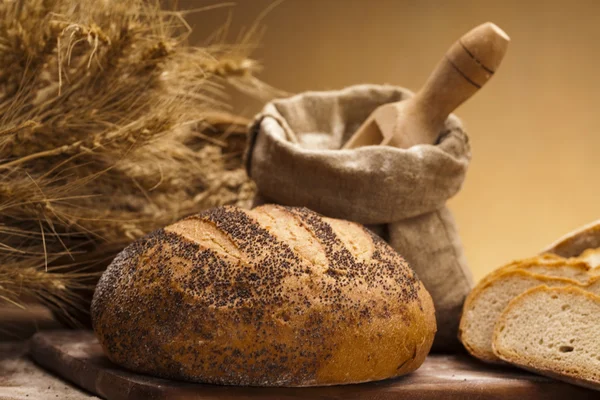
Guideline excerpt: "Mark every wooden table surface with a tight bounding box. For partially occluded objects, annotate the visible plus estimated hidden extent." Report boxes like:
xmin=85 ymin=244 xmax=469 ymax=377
xmin=1 ymin=307 xmax=598 ymax=400
xmin=0 ymin=306 xmax=99 ymax=399
xmin=28 ymin=330 xmax=597 ymax=400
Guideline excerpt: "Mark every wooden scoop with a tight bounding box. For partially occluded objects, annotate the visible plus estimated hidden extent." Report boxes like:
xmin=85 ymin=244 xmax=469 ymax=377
xmin=343 ymin=22 xmax=510 ymax=150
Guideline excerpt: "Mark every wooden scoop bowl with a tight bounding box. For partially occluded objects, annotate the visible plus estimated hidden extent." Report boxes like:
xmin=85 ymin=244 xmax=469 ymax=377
xmin=343 ymin=22 xmax=510 ymax=150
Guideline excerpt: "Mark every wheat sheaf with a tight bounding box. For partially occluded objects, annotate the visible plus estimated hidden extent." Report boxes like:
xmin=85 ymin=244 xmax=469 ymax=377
xmin=0 ymin=0 xmax=274 ymax=327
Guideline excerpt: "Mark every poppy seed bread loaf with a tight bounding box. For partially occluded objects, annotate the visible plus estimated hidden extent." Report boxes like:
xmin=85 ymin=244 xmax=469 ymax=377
xmin=91 ymin=204 xmax=436 ymax=386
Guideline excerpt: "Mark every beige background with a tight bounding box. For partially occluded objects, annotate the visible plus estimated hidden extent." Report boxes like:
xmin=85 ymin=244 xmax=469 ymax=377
xmin=185 ymin=0 xmax=599 ymax=281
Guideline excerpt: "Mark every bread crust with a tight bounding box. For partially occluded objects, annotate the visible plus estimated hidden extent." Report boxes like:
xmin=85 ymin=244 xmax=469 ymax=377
xmin=492 ymin=286 xmax=600 ymax=391
xmin=472 ymin=256 xmax=591 ymax=293
xmin=543 ymin=220 xmax=600 ymax=258
xmin=91 ymin=205 xmax=436 ymax=386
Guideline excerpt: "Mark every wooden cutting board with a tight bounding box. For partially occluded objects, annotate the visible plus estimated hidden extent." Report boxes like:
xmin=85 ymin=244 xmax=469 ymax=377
xmin=29 ymin=330 xmax=595 ymax=400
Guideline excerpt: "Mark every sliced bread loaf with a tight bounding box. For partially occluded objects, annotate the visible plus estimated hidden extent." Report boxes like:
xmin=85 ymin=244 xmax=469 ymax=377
xmin=459 ymin=270 xmax=581 ymax=363
xmin=492 ymin=286 xmax=600 ymax=391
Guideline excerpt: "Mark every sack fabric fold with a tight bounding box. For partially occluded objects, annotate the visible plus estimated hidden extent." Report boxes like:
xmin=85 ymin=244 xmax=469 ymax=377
xmin=245 ymin=84 xmax=473 ymax=351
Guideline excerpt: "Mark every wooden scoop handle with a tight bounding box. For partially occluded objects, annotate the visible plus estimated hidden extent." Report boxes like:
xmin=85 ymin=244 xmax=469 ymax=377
xmin=343 ymin=22 xmax=510 ymax=150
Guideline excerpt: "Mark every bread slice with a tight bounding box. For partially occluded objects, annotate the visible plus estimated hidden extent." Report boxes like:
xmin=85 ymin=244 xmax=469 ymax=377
xmin=459 ymin=253 xmax=593 ymax=363
xmin=459 ymin=270 xmax=582 ymax=363
xmin=493 ymin=286 xmax=600 ymax=391
xmin=460 ymin=230 xmax=600 ymax=364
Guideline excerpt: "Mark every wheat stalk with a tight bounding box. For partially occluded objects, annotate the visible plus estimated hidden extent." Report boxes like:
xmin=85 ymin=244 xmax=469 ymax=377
xmin=0 ymin=0 xmax=268 ymax=326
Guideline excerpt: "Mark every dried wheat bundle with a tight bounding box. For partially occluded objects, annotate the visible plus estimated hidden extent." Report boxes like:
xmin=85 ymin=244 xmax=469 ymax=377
xmin=0 ymin=0 xmax=273 ymax=326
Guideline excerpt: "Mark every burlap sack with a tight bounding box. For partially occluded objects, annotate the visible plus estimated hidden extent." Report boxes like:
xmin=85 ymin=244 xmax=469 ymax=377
xmin=245 ymin=84 xmax=473 ymax=352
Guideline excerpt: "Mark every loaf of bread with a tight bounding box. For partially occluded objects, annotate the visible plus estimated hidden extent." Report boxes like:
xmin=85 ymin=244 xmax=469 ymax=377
xmin=493 ymin=286 xmax=600 ymax=391
xmin=91 ymin=204 xmax=436 ymax=386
